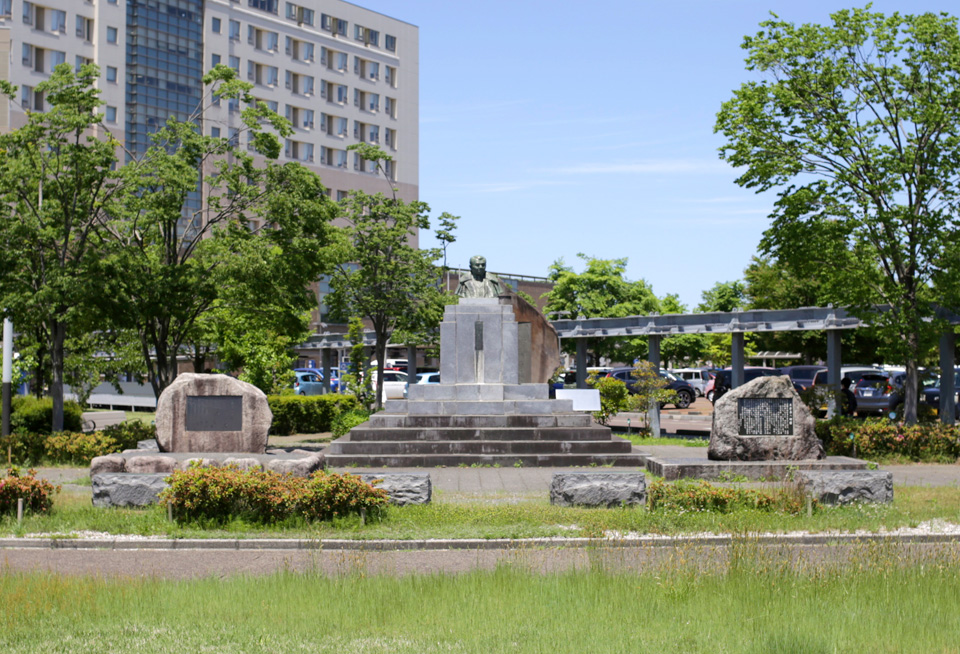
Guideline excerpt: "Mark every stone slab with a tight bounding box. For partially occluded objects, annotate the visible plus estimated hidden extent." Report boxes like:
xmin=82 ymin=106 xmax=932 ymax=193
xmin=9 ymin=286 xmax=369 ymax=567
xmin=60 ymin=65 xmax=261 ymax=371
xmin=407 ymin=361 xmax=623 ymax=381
xmin=155 ymin=373 xmax=272 ymax=454
xmin=796 ymin=470 xmax=894 ymax=504
xmin=356 ymin=473 xmax=432 ymax=505
xmin=708 ymin=375 xmax=824 ymax=461
xmin=97 ymin=450 xmax=325 ymax=474
xmin=644 ymin=454 xmax=871 ymax=481
xmin=503 ymin=384 xmax=549 ymax=400
xmin=92 ymin=473 xmax=171 ymax=508
xmin=550 ymin=472 xmax=646 ymax=507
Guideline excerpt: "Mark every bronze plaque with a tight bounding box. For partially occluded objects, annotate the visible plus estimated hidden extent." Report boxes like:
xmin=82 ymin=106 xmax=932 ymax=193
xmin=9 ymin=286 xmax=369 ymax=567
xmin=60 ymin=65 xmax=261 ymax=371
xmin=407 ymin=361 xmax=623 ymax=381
xmin=737 ymin=397 xmax=793 ymax=436
xmin=185 ymin=396 xmax=243 ymax=432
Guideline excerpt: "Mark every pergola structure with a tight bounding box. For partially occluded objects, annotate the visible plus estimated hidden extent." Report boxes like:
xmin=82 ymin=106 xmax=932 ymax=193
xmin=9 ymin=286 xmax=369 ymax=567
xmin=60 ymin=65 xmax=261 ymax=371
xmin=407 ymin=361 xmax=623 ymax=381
xmin=551 ymin=306 xmax=960 ymax=436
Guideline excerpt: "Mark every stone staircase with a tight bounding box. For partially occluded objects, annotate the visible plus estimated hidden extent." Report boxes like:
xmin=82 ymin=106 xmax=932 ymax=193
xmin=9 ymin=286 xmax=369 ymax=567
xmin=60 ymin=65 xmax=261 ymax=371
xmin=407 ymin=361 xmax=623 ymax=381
xmin=324 ymin=406 xmax=645 ymax=468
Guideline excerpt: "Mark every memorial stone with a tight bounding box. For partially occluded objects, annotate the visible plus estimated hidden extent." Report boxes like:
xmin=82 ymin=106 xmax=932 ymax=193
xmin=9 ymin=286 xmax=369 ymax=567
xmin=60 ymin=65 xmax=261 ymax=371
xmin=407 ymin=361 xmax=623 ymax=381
xmin=708 ymin=375 xmax=824 ymax=461
xmin=155 ymin=373 xmax=272 ymax=453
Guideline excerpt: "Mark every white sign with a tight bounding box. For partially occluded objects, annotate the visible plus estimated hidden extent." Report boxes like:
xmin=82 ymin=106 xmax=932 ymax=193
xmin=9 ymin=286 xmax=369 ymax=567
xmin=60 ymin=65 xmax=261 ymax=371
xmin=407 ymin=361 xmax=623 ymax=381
xmin=556 ymin=389 xmax=601 ymax=412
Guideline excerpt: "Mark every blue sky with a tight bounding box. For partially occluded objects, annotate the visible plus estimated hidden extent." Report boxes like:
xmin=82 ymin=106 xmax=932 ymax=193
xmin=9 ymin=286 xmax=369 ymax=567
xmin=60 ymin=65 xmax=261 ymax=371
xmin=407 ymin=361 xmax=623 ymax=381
xmin=354 ymin=1 xmax=956 ymax=308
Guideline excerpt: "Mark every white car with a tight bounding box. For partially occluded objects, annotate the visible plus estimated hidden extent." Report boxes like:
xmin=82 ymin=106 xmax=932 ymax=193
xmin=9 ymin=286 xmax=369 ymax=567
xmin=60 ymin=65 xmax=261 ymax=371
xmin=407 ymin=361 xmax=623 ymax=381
xmin=416 ymin=372 xmax=441 ymax=384
xmin=369 ymin=369 xmax=409 ymax=400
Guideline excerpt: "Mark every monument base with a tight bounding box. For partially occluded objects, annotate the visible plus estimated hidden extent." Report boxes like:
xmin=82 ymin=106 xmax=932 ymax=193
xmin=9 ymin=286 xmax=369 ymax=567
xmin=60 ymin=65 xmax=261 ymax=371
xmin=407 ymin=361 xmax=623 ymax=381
xmin=643 ymin=453 xmax=872 ymax=482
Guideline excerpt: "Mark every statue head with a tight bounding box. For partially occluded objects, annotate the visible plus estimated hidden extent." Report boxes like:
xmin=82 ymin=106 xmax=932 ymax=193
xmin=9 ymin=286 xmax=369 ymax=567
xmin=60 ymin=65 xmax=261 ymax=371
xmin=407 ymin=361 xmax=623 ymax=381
xmin=469 ymin=255 xmax=487 ymax=281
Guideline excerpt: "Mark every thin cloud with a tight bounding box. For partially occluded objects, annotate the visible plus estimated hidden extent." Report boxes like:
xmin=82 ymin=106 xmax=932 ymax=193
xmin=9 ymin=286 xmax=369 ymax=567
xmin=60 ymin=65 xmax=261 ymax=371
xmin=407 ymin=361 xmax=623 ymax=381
xmin=550 ymin=159 xmax=734 ymax=175
xmin=437 ymin=179 xmax=569 ymax=194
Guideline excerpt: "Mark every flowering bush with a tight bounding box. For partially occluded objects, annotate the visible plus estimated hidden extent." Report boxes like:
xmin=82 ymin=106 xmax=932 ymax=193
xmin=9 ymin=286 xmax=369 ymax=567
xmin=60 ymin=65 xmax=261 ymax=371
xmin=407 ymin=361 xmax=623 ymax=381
xmin=648 ymin=479 xmax=810 ymax=514
xmin=0 ymin=467 xmax=59 ymax=515
xmin=160 ymin=465 xmax=388 ymax=525
xmin=816 ymin=417 xmax=960 ymax=462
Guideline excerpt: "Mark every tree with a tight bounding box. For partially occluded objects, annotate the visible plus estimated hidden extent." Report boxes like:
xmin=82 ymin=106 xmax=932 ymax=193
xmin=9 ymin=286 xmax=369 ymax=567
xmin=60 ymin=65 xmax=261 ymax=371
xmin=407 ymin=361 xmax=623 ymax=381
xmin=716 ymin=7 xmax=960 ymax=423
xmin=626 ymin=361 xmax=678 ymax=433
xmin=104 ymin=65 xmax=333 ymax=399
xmin=658 ymin=294 xmax=706 ymax=367
xmin=542 ymin=254 xmax=660 ymax=365
xmin=696 ymin=281 xmax=755 ymax=368
xmin=327 ymin=144 xmax=444 ymax=410
xmin=0 ymin=64 xmax=120 ymax=431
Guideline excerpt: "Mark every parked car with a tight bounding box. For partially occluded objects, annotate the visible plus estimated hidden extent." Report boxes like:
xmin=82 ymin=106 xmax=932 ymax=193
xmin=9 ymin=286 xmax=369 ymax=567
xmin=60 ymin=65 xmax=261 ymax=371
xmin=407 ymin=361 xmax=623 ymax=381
xmin=853 ymin=372 xmax=894 ymax=415
xmin=923 ymin=369 xmax=960 ymax=414
xmin=779 ymin=365 xmax=827 ymax=392
xmin=368 ymin=369 xmax=409 ymax=400
xmin=812 ymin=366 xmax=883 ymax=387
xmin=710 ymin=367 xmax=782 ymax=403
xmin=670 ymin=368 xmax=711 ymax=396
xmin=292 ymin=371 xmax=325 ymax=396
xmin=416 ymin=372 xmax=441 ymax=384
xmin=604 ymin=367 xmax=696 ymax=409
xmin=293 ymin=367 xmax=340 ymax=392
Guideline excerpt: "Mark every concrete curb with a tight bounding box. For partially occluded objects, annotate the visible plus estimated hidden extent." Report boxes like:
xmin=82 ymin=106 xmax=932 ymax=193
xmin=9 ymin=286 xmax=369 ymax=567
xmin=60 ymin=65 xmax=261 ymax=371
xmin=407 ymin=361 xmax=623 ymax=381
xmin=2 ymin=532 xmax=959 ymax=551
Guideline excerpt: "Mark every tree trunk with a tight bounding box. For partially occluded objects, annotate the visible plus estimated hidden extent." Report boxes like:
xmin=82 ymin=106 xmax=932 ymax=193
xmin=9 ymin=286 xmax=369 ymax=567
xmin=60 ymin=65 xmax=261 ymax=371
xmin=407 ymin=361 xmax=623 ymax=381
xmin=373 ymin=328 xmax=387 ymax=411
xmin=49 ymin=319 xmax=66 ymax=433
xmin=903 ymin=336 xmax=919 ymax=425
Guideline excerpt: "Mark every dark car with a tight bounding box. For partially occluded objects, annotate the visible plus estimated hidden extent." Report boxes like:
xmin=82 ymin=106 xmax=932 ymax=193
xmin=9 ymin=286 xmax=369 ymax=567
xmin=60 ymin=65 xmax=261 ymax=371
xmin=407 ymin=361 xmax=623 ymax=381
xmin=779 ymin=365 xmax=827 ymax=392
xmin=293 ymin=367 xmax=339 ymax=392
xmin=710 ymin=367 xmax=782 ymax=404
xmin=605 ymin=367 xmax=696 ymax=409
xmin=920 ymin=369 xmax=960 ymax=413
xmin=853 ymin=372 xmax=893 ymax=415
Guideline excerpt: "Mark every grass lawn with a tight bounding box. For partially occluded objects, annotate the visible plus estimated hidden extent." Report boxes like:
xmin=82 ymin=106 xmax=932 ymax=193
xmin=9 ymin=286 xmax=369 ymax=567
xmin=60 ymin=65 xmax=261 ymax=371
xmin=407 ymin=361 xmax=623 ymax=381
xmin=4 ymin=484 xmax=960 ymax=541
xmin=2 ymin=555 xmax=960 ymax=653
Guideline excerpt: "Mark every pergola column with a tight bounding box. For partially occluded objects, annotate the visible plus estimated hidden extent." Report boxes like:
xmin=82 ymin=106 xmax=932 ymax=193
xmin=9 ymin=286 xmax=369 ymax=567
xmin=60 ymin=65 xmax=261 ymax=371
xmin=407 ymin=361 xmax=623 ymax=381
xmin=940 ymin=331 xmax=956 ymax=425
xmin=321 ymin=348 xmax=332 ymax=394
xmin=731 ymin=333 xmax=745 ymax=388
xmin=576 ymin=339 xmax=588 ymax=389
xmin=826 ymin=330 xmax=842 ymax=418
xmin=648 ymin=335 xmax=661 ymax=437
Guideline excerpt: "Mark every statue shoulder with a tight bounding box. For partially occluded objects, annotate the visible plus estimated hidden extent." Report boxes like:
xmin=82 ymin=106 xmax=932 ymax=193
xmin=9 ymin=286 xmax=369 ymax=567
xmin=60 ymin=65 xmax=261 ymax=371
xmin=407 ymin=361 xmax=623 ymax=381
xmin=459 ymin=270 xmax=474 ymax=282
xmin=487 ymin=272 xmax=501 ymax=282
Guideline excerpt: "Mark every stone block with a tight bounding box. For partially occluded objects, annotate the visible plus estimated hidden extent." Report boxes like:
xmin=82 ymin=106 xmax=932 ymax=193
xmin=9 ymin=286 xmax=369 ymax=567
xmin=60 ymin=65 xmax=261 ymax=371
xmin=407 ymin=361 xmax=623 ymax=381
xmin=407 ymin=401 xmax=442 ymax=415
xmin=408 ymin=384 xmax=457 ymax=401
xmin=267 ymin=455 xmax=324 ymax=477
xmin=795 ymin=470 xmax=893 ymax=504
xmin=439 ymin=322 xmax=456 ymax=381
xmin=550 ymin=472 xmax=646 ymax=507
xmin=180 ymin=457 xmax=220 ymax=470
xmin=136 ymin=439 xmax=159 ymax=452
xmin=90 ymin=455 xmax=126 ymax=476
xmin=513 ymin=400 xmax=572 ymax=414
xmin=708 ymin=376 xmax=824 ymax=461
xmin=155 ymin=373 xmax=272 ymax=454
xmin=447 ymin=401 xmax=505 ymax=415
xmin=92 ymin=473 xmax=170 ymax=508
xmin=357 ymin=473 xmax=431 ymax=505
xmin=222 ymin=457 xmax=263 ymax=471
xmin=126 ymin=455 xmax=178 ymax=474
xmin=501 ymin=322 xmax=519 ymax=384
xmin=504 ymin=384 xmax=549 ymax=400
xmin=477 ymin=384 xmax=505 ymax=401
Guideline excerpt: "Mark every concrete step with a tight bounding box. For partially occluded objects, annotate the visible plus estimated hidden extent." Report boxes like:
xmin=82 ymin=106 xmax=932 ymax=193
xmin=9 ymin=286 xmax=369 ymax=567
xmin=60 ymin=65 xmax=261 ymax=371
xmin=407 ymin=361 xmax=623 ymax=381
xmin=367 ymin=414 xmax=594 ymax=429
xmin=347 ymin=426 xmax=614 ymax=442
xmin=327 ymin=437 xmax=634 ymax=456
xmin=323 ymin=452 xmax=648 ymax=468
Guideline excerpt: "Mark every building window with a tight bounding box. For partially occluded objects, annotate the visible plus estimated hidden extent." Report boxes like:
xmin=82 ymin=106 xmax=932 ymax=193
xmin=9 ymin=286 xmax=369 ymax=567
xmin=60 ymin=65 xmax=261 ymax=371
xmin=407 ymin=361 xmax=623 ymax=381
xmin=249 ymin=0 xmax=278 ymax=13
xmin=107 ymin=26 xmax=118 ymax=44
xmin=384 ymin=97 xmax=396 ymax=119
xmin=228 ymin=55 xmax=240 ymax=73
xmin=286 ymin=3 xmax=314 ymax=26
xmin=106 ymin=66 xmax=117 ymax=83
xmin=355 ymin=25 xmax=379 ymax=47
xmin=49 ymin=50 xmax=65 ymax=72
xmin=385 ymin=34 xmax=396 ymax=52
xmin=321 ymin=14 xmax=347 ymax=36
xmin=385 ymin=66 xmax=396 ymax=88
xmin=211 ymin=53 xmax=221 ymax=67
xmin=76 ymin=15 xmax=94 ymax=41
xmin=51 ymin=9 xmax=66 ymax=33
xmin=22 ymin=2 xmax=32 ymax=26
xmin=105 ymin=106 xmax=117 ymax=123
xmin=211 ymin=126 xmax=221 ymax=138
xmin=229 ymin=20 xmax=240 ymax=41
xmin=75 ymin=55 xmax=92 ymax=72
xmin=212 ymin=17 xmax=221 ymax=33
xmin=0 ymin=0 xmax=11 ymax=18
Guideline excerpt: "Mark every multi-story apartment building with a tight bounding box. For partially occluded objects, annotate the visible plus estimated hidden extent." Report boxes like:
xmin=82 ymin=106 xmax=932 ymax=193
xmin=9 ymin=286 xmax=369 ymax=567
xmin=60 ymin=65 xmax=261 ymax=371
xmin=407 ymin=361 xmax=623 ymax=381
xmin=0 ymin=0 xmax=419 ymax=219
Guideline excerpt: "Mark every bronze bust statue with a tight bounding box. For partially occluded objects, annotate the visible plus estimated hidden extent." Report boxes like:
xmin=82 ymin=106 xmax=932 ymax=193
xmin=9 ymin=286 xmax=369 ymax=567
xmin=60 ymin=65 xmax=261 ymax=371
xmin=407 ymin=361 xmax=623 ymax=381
xmin=456 ymin=255 xmax=502 ymax=298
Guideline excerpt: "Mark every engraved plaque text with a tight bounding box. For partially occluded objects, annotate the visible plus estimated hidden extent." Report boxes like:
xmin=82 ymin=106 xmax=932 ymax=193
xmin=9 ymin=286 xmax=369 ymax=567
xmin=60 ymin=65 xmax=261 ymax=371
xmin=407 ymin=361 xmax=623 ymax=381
xmin=185 ymin=396 xmax=243 ymax=432
xmin=737 ymin=397 xmax=793 ymax=436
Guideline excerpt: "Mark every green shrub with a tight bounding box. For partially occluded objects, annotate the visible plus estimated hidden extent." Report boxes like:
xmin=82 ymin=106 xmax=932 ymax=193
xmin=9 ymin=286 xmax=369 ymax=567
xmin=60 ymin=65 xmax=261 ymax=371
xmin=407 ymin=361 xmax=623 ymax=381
xmin=331 ymin=410 xmax=371 ymax=437
xmin=816 ymin=417 xmax=960 ymax=461
xmin=160 ymin=465 xmax=388 ymax=525
xmin=44 ymin=432 xmax=123 ymax=466
xmin=11 ymin=396 xmax=83 ymax=435
xmin=589 ymin=376 xmax=629 ymax=426
xmin=101 ymin=421 xmax=156 ymax=449
xmin=0 ymin=467 xmax=59 ymax=515
xmin=647 ymin=479 xmax=811 ymax=514
xmin=0 ymin=431 xmax=48 ymax=466
xmin=267 ymin=394 xmax=360 ymax=436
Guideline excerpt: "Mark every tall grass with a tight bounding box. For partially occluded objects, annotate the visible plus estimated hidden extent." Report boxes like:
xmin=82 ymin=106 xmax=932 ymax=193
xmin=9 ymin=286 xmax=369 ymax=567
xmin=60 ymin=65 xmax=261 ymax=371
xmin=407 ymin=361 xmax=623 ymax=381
xmin=2 ymin=546 xmax=960 ymax=652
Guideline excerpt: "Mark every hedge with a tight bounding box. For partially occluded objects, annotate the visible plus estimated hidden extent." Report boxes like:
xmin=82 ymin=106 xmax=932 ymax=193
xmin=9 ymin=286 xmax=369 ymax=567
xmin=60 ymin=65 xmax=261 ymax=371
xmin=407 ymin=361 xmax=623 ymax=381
xmin=10 ymin=396 xmax=83 ymax=435
xmin=0 ymin=421 xmax=154 ymax=466
xmin=817 ymin=417 xmax=960 ymax=462
xmin=267 ymin=394 xmax=360 ymax=436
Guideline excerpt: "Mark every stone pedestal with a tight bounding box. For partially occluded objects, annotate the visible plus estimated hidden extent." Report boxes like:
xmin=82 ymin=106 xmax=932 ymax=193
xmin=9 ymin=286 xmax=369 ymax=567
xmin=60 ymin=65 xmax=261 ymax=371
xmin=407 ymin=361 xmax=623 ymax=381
xmin=326 ymin=297 xmax=641 ymax=467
